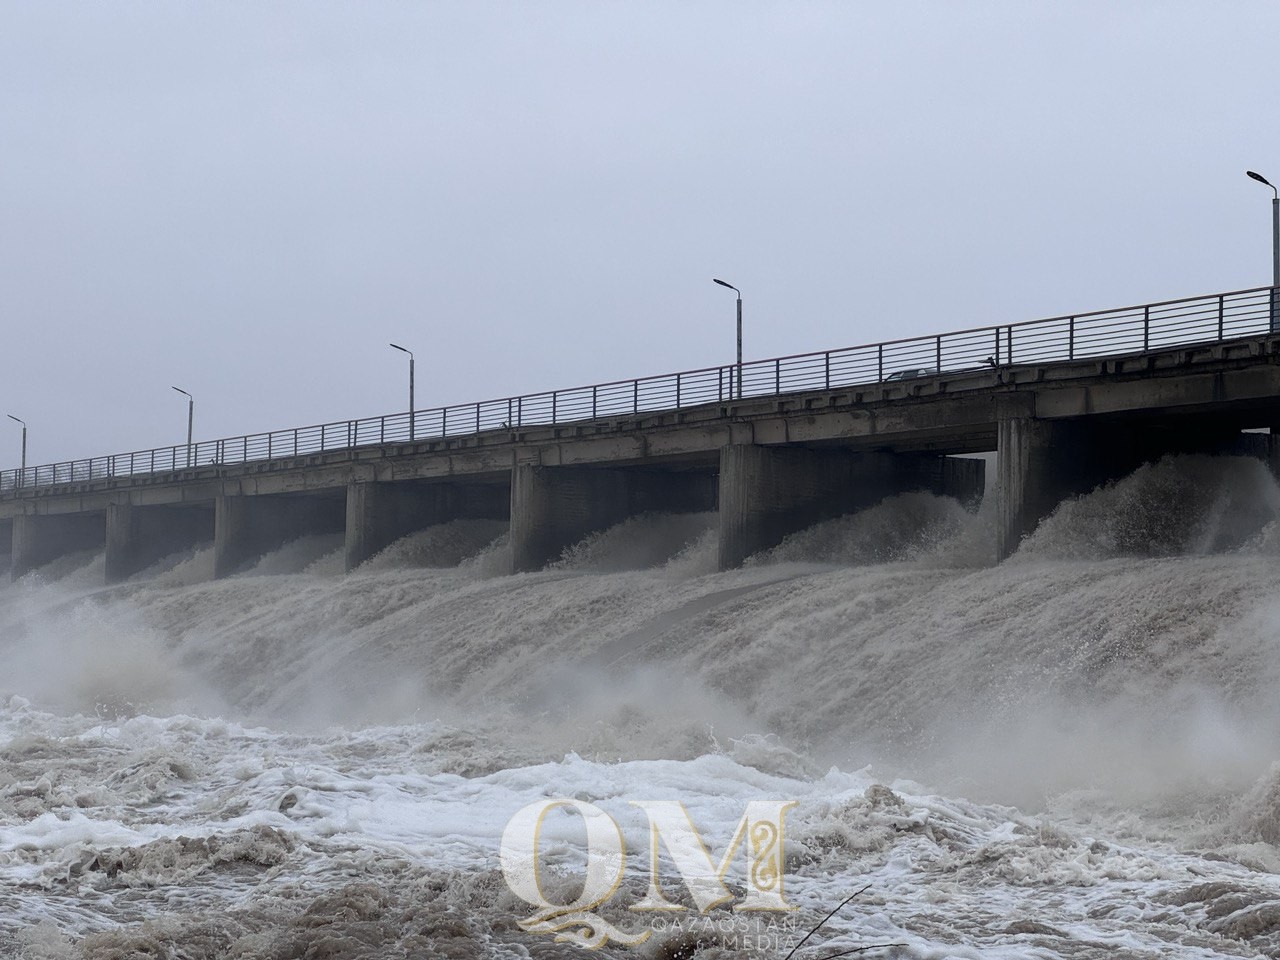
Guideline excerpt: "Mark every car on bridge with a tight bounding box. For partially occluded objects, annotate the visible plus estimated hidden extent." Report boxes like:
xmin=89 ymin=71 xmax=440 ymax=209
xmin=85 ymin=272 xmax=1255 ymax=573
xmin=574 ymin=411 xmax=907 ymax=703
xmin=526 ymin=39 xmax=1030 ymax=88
xmin=885 ymin=367 xmax=939 ymax=381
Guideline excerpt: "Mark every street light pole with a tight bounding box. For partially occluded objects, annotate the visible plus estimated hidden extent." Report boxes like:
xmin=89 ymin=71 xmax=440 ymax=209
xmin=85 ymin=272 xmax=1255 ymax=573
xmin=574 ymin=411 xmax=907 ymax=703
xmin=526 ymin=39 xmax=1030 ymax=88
xmin=171 ymin=387 xmax=193 ymax=467
xmin=390 ymin=343 xmax=415 ymax=440
xmin=713 ymin=278 xmax=743 ymax=399
xmin=1247 ymin=170 xmax=1280 ymax=332
xmin=6 ymin=415 xmax=26 ymax=486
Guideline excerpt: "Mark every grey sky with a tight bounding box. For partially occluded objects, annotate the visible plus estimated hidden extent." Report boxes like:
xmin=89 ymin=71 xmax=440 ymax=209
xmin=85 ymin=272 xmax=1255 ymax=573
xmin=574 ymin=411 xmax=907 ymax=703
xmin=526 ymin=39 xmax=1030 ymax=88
xmin=2 ymin=2 xmax=1278 ymax=466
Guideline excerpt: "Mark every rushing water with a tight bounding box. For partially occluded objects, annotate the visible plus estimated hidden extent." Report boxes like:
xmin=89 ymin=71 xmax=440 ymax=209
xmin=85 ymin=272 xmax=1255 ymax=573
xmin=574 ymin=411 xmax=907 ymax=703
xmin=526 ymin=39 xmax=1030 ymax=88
xmin=5 ymin=455 xmax=1280 ymax=958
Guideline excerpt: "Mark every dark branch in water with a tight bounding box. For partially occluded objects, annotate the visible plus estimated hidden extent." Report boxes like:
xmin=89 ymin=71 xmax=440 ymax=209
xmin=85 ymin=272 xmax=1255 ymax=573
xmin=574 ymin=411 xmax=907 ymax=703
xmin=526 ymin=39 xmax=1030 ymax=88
xmin=782 ymin=884 xmax=871 ymax=960
xmin=817 ymin=944 xmax=909 ymax=958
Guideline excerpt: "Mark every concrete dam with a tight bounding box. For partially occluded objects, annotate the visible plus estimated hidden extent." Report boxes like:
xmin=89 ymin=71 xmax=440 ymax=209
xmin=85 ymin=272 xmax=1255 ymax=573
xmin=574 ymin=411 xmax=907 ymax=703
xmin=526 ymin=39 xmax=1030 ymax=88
xmin=2 ymin=284 xmax=1279 ymax=582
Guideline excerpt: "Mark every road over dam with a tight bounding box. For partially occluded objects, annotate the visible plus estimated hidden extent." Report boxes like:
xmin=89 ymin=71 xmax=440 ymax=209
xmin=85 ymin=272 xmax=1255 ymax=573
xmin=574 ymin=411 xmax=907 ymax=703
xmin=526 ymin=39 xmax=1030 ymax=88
xmin=2 ymin=285 xmax=1279 ymax=581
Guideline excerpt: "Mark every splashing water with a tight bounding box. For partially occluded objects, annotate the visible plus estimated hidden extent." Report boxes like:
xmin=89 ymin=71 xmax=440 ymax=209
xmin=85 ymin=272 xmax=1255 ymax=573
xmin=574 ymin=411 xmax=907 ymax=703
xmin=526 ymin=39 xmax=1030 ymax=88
xmin=4 ymin=453 xmax=1280 ymax=957
xmin=752 ymin=491 xmax=985 ymax=567
xmin=357 ymin=519 xmax=509 ymax=571
xmin=553 ymin=511 xmax=716 ymax=573
xmin=240 ymin=534 xmax=344 ymax=577
xmin=1021 ymin=454 xmax=1280 ymax=559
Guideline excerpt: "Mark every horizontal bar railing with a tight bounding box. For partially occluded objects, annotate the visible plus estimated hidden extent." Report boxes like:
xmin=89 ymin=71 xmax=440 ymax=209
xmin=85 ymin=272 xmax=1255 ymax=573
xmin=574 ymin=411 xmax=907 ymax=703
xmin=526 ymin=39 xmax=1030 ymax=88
xmin=2 ymin=285 xmax=1276 ymax=493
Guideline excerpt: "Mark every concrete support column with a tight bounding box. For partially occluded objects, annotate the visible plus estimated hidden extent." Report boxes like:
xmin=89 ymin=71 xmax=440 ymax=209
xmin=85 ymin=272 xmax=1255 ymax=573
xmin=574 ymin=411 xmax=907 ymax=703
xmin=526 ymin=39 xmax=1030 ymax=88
xmin=344 ymin=483 xmax=404 ymax=573
xmin=510 ymin=465 xmax=715 ymax=573
xmin=214 ymin=493 xmax=345 ymax=578
xmin=0 ymin=519 xmax=12 ymax=577
xmin=997 ymin=418 xmax=1157 ymax=560
xmin=997 ymin=418 xmax=1055 ymax=562
xmin=718 ymin=444 xmax=919 ymax=570
xmin=344 ymin=480 xmax=509 ymax=571
xmin=105 ymin=502 xmax=215 ymax=584
xmin=11 ymin=512 xmax=106 ymax=580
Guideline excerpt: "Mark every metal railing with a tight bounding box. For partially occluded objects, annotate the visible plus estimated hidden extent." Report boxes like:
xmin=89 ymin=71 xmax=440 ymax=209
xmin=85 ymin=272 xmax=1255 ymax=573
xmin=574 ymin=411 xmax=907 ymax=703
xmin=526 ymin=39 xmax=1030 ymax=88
xmin=2 ymin=285 xmax=1276 ymax=493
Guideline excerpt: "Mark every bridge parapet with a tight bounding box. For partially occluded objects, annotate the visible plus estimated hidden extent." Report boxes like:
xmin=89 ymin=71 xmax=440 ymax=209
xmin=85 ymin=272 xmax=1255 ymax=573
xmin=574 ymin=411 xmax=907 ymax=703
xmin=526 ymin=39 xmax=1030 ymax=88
xmin=2 ymin=285 xmax=1274 ymax=495
xmin=5 ymin=286 xmax=1280 ymax=580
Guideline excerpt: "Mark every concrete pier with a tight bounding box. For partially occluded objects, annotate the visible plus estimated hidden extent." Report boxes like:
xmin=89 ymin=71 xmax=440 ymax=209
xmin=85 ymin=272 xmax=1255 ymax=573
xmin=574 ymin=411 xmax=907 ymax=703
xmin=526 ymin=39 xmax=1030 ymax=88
xmin=105 ymin=502 xmax=215 ymax=583
xmin=214 ymin=492 xmax=346 ymax=578
xmin=510 ymin=464 xmax=714 ymax=573
xmin=998 ymin=419 xmax=1080 ymax=561
xmin=344 ymin=479 xmax=509 ymax=571
xmin=0 ymin=519 xmax=12 ymax=576
xmin=11 ymin=512 xmax=106 ymax=579
xmin=717 ymin=444 xmax=979 ymax=569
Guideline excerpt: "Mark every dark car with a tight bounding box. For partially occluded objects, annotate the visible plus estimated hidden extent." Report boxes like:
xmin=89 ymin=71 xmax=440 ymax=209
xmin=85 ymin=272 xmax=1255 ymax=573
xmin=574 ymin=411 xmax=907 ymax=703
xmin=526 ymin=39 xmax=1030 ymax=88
xmin=885 ymin=367 xmax=938 ymax=381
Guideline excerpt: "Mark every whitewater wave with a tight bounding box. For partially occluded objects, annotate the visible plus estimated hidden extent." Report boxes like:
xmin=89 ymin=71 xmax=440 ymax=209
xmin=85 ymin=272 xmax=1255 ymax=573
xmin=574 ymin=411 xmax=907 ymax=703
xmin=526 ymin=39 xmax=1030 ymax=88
xmin=5 ymin=453 xmax=1280 ymax=956
xmin=358 ymin=519 xmax=509 ymax=571
xmin=241 ymin=534 xmax=345 ymax=577
xmin=552 ymin=511 xmax=716 ymax=573
xmin=1019 ymin=454 xmax=1280 ymax=560
xmin=4 ymin=702 xmax=1280 ymax=959
xmin=752 ymin=491 xmax=989 ymax=568
xmin=128 ymin=545 xmax=214 ymax=587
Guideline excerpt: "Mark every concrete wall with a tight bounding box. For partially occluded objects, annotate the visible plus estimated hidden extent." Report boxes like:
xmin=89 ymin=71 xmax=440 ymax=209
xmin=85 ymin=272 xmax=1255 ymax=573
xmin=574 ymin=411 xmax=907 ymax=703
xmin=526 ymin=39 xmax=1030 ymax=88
xmin=344 ymin=479 xmax=509 ymax=571
xmin=1231 ymin=431 xmax=1280 ymax=474
xmin=214 ymin=492 xmax=345 ymax=578
xmin=510 ymin=465 xmax=715 ymax=573
xmin=943 ymin=456 xmax=987 ymax=507
xmin=11 ymin=512 xmax=105 ymax=579
xmin=0 ymin=518 xmax=11 ymax=578
xmin=105 ymin=502 xmax=215 ymax=584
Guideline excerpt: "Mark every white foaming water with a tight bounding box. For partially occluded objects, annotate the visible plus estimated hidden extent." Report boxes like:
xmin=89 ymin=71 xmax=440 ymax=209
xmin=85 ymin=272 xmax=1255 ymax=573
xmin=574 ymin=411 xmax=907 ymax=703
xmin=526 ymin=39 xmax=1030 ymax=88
xmin=752 ymin=491 xmax=988 ymax=567
xmin=14 ymin=550 xmax=103 ymax=591
xmin=358 ymin=519 xmax=509 ymax=571
xmin=1021 ymin=454 xmax=1280 ymax=559
xmin=661 ymin=525 xmax=720 ymax=579
xmin=5 ymin=454 xmax=1280 ymax=957
xmin=553 ymin=511 xmax=716 ymax=572
xmin=127 ymin=544 xmax=214 ymax=587
xmin=241 ymin=534 xmax=345 ymax=577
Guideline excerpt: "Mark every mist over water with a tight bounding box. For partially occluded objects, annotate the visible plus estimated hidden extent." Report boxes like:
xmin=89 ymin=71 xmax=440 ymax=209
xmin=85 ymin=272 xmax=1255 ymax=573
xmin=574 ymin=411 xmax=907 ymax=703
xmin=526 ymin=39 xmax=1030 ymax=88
xmin=6 ymin=455 xmax=1280 ymax=956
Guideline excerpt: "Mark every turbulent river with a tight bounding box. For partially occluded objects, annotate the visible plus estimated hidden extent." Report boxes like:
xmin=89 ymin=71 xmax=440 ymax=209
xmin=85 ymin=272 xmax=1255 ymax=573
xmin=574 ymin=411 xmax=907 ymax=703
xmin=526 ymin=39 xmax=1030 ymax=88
xmin=5 ymin=454 xmax=1280 ymax=958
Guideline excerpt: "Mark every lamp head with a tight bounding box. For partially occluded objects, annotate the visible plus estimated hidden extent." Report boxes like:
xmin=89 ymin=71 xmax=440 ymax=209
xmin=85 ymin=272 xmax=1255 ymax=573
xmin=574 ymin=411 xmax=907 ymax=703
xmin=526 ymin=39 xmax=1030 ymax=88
xmin=389 ymin=342 xmax=412 ymax=356
xmin=1247 ymin=171 xmax=1278 ymax=197
xmin=171 ymin=386 xmax=192 ymax=399
xmin=712 ymin=278 xmax=740 ymax=295
xmin=6 ymin=415 xmax=24 ymax=426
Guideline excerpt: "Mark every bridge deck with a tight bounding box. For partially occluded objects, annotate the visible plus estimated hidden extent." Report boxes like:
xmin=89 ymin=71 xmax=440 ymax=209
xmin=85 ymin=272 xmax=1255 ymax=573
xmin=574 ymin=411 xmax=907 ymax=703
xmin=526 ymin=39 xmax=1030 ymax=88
xmin=3 ymin=328 xmax=1279 ymax=519
xmin=2 ymin=284 xmax=1276 ymax=500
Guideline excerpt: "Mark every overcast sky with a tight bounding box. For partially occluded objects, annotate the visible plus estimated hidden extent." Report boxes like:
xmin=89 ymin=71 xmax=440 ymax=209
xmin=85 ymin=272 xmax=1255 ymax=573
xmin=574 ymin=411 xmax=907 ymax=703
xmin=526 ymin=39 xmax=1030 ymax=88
xmin=2 ymin=2 xmax=1278 ymax=465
